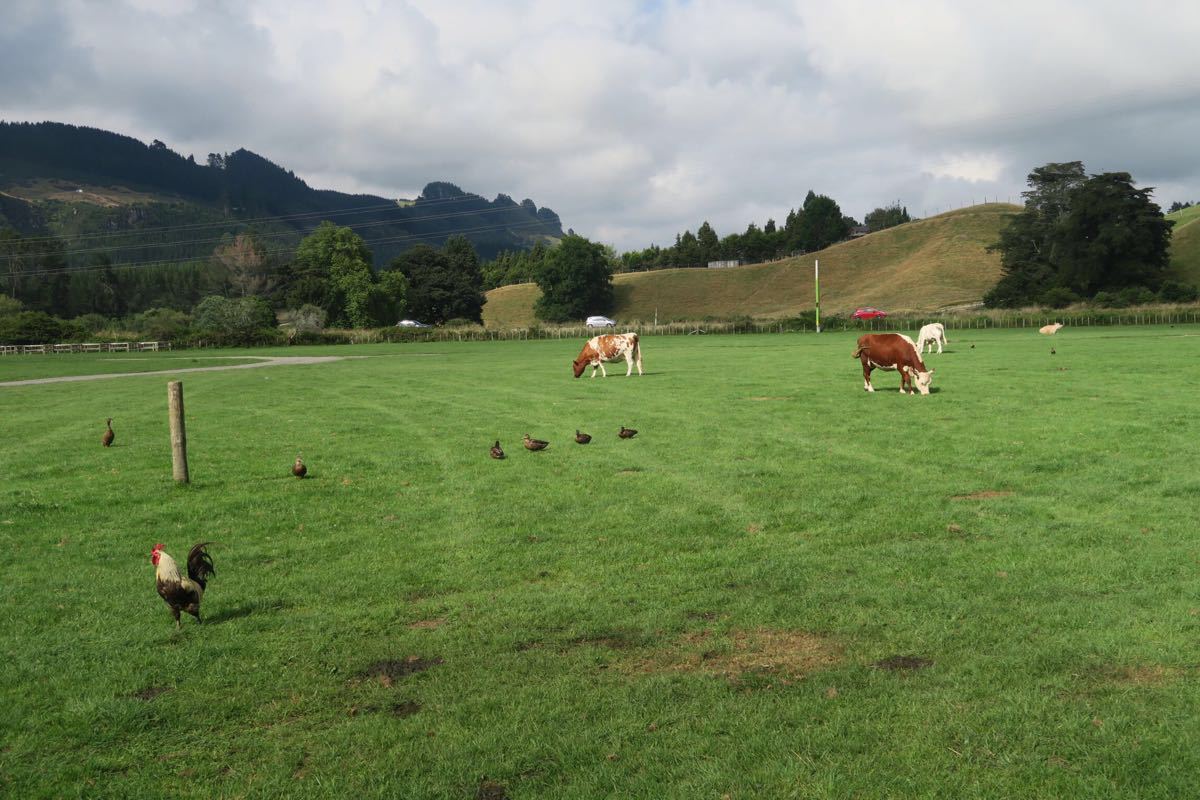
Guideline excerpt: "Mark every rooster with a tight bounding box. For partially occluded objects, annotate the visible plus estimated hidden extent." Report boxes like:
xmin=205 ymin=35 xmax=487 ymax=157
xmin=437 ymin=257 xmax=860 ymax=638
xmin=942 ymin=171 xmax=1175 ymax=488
xmin=151 ymin=543 xmax=215 ymax=628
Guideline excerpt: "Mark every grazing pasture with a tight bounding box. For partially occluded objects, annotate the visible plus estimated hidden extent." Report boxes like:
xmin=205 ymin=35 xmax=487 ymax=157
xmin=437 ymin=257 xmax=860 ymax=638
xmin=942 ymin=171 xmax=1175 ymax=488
xmin=3 ymin=328 xmax=1200 ymax=798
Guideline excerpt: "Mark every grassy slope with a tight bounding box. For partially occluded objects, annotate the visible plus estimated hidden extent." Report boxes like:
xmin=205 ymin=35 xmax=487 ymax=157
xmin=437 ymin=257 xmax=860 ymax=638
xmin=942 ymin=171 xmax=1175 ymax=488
xmin=484 ymin=204 xmax=1017 ymax=328
xmin=4 ymin=330 xmax=1200 ymax=798
xmin=1167 ymin=205 xmax=1200 ymax=285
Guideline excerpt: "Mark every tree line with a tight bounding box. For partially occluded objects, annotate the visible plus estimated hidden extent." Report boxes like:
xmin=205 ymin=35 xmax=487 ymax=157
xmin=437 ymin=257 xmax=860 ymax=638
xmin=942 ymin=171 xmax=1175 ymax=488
xmin=482 ymin=192 xmax=913 ymax=290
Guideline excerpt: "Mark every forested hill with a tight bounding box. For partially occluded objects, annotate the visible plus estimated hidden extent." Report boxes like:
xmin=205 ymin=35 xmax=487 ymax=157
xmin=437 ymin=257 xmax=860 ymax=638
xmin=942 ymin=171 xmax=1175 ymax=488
xmin=0 ymin=121 xmax=564 ymax=264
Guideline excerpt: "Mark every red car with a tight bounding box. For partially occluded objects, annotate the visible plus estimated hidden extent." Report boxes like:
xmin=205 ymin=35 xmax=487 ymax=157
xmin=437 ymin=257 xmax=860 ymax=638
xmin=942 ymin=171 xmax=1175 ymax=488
xmin=852 ymin=307 xmax=888 ymax=320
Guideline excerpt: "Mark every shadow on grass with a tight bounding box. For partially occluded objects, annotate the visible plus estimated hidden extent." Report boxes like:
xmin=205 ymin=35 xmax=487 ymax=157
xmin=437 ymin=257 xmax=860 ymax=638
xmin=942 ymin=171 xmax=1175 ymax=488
xmin=206 ymin=602 xmax=283 ymax=624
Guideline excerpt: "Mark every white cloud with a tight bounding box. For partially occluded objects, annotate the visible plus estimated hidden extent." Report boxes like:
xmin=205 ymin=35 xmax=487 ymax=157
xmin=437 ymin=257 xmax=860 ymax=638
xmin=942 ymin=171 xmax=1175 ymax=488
xmin=2 ymin=1 xmax=1199 ymax=249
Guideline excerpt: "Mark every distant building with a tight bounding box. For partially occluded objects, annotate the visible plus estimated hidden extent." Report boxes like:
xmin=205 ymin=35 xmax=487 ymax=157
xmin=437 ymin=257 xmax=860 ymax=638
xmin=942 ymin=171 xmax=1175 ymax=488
xmin=707 ymin=260 xmax=740 ymax=269
xmin=850 ymin=225 xmax=870 ymax=238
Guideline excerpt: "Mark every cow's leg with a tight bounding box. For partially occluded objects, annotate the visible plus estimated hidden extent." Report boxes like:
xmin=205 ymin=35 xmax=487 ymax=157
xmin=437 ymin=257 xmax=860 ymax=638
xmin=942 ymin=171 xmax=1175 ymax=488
xmin=625 ymin=350 xmax=633 ymax=376
xmin=862 ymin=360 xmax=874 ymax=392
xmin=937 ymin=339 xmax=943 ymax=354
xmin=590 ymin=363 xmax=598 ymax=378
xmin=635 ymin=344 xmax=643 ymax=375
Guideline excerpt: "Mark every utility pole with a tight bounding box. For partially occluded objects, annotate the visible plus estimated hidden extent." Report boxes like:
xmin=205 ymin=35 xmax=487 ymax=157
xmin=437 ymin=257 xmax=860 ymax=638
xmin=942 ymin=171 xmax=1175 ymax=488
xmin=814 ymin=259 xmax=821 ymax=333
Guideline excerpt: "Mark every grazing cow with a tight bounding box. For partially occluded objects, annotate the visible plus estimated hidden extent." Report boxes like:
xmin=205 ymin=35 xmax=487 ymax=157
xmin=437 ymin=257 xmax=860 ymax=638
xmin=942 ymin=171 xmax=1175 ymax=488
xmin=572 ymin=332 xmax=643 ymax=378
xmin=852 ymin=333 xmax=934 ymax=395
xmin=915 ymin=322 xmax=948 ymax=354
xmin=1039 ymin=323 xmax=1064 ymax=335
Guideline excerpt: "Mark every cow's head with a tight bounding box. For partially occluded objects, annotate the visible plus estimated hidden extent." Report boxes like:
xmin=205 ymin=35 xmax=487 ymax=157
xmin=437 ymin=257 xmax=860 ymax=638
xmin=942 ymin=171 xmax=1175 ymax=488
xmin=572 ymin=358 xmax=587 ymax=378
xmin=912 ymin=367 xmax=934 ymax=395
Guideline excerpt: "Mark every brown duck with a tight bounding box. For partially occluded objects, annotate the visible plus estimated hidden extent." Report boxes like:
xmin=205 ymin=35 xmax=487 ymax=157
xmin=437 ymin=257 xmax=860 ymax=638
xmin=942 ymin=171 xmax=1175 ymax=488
xmin=102 ymin=418 xmax=115 ymax=447
xmin=618 ymin=426 xmax=638 ymax=439
xmin=523 ymin=434 xmax=549 ymax=451
xmin=490 ymin=440 xmax=505 ymax=459
xmin=574 ymin=430 xmax=592 ymax=444
xmin=292 ymin=455 xmax=307 ymax=478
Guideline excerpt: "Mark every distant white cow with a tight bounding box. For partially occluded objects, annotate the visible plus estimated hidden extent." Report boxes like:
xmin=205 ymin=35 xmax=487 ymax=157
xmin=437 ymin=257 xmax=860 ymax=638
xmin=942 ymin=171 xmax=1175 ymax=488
xmin=915 ymin=323 xmax=948 ymax=354
xmin=1039 ymin=323 xmax=1064 ymax=335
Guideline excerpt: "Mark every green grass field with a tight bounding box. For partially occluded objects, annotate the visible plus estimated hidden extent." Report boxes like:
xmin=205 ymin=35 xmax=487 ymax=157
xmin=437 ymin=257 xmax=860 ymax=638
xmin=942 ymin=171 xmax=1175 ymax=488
xmin=3 ymin=328 xmax=1200 ymax=798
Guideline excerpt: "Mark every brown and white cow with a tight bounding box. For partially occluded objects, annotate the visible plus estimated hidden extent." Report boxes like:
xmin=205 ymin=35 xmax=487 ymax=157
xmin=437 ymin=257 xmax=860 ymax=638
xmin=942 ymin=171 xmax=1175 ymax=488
xmin=852 ymin=333 xmax=934 ymax=395
xmin=572 ymin=332 xmax=643 ymax=378
xmin=1039 ymin=323 xmax=1064 ymax=335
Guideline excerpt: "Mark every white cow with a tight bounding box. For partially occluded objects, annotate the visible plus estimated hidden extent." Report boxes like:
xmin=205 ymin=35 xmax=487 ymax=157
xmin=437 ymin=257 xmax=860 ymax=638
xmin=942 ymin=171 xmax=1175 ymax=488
xmin=1039 ymin=323 xmax=1064 ymax=335
xmin=915 ymin=323 xmax=948 ymax=354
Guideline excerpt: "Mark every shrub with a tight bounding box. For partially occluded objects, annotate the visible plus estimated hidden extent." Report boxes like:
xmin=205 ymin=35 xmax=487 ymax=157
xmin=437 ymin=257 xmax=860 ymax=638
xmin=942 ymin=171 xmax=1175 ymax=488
xmin=73 ymin=313 xmax=111 ymax=334
xmin=0 ymin=311 xmax=70 ymax=344
xmin=133 ymin=308 xmax=191 ymax=341
xmin=287 ymin=304 xmax=327 ymax=333
xmin=1039 ymin=287 xmax=1080 ymax=309
xmin=1091 ymin=291 xmax=1124 ymax=308
xmin=0 ymin=295 xmax=24 ymax=318
xmin=1117 ymin=286 xmax=1156 ymax=306
xmin=192 ymin=295 xmax=278 ymax=345
xmin=1158 ymin=281 xmax=1199 ymax=303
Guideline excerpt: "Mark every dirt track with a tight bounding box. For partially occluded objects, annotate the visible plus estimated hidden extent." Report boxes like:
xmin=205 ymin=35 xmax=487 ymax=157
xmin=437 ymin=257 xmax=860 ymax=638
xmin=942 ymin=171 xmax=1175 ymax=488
xmin=0 ymin=355 xmax=358 ymax=388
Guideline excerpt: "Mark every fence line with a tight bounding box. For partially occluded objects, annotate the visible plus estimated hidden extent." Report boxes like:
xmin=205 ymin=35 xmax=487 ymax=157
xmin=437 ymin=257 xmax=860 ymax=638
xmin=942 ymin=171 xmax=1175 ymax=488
xmin=5 ymin=311 xmax=1200 ymax=353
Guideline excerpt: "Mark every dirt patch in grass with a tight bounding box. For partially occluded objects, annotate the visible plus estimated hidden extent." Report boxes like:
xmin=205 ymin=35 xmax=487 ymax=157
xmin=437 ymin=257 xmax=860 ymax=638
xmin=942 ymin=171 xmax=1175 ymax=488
xmin=624 ymin=628 xmax=842 ymax=682
xmin=408 ymin=617 xmax=446 ymax=630
xmin=871 ymin=655 xmax=934 ymax=672
xmin=565 ymin=633 xmax=638 ymax=651
xmin=391 ymin=700 xmax=422 ymax=718
xmin=476 ymin=777 xmax=509 ymax=800
xmin=128 ymin=685 xmax=173 ymax=701
xmin=1097 ymin=664 xmax=1183 ymax=687
xmin=950 ymin=490 xmax=1014 ymax=500
xmin=359 ymin=656 xmax=444 ymax=686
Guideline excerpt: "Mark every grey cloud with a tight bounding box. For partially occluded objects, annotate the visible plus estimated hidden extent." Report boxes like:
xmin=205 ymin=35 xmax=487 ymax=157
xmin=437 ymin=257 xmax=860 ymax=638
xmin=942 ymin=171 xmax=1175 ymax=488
xmin=2 ymin=2 xmax=1198 ymax=249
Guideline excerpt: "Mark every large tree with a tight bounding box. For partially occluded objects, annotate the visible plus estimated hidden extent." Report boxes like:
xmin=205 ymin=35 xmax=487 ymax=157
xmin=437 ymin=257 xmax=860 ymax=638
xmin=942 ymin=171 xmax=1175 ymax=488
xmin=533 ymin=234 xmax=614 ymax=323
xmin=287 ymin=221 xmax=406 ymax=327
xmin=388 ymin=236 xmax=484 ymax=324
xmin=214 ymin=233 xmax=271 ymax=297
xmin=794 ymin=190 xmax=851 ymax=252
xmin=985 ymin=163 xmax=1173 ymax=306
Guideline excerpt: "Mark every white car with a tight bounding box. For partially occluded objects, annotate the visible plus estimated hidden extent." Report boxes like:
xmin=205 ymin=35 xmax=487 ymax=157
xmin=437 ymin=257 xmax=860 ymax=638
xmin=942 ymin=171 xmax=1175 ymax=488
xmin=396 ymin=319 xmax=430 ymax=328
xmin=586 ymin=315 xmax=616 ymax=328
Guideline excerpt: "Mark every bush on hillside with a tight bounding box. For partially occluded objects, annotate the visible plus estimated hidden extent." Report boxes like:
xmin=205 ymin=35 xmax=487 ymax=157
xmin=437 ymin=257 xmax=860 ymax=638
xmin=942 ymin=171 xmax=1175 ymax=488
xmin=0 ymin=311 xmax=78 ymax=344
xmin=0 ymin=295 xmax=24 ymax=318
xmin=133 ymin=308 xmax=192 ymax=341
xmin=73 ymin=313 xmax=111 ymax=334
xmin=192 ymin=295 xmax=277 ymax=345
xmin=1158 ymin=281 xmax=1199 ymax=303
xmin=1117 ymin=286 xmax=1157 ymax=306
xmin=1039 ymin=287 xmax=1080 ymax=309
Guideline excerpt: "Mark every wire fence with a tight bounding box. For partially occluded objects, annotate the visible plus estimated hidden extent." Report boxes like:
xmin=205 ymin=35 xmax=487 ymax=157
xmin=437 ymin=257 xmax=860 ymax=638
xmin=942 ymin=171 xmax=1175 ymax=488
xmin=6 ymin=307 xmax=1200 ymax=353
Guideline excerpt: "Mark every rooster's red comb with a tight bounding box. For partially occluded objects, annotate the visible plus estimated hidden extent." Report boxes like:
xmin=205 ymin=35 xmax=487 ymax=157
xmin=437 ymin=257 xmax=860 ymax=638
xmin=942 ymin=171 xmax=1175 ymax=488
xmin=151 ymin=543 xmax=164 ymax=552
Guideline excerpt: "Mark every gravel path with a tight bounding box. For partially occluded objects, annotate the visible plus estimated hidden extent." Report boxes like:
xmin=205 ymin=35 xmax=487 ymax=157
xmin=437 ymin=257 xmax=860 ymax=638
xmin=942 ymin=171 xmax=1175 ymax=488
xmin=0 ymin=355 xmax=360 ymax=387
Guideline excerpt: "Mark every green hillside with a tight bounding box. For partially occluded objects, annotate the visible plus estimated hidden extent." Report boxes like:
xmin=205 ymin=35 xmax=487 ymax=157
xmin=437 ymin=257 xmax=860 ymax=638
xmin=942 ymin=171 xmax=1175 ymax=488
xmin=484 ymin=203 xmax=1018 ymax=327
xmin=1167 ymin=205 xmax=1200 ymax=286
xmin=0 ymin=122 xmax=564 ymax=265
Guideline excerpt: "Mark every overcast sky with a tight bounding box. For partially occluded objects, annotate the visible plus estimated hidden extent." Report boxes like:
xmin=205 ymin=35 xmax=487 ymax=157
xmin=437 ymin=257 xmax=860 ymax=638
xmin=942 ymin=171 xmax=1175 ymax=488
xmin=3 ymin=0 xmax=1199 ymax=250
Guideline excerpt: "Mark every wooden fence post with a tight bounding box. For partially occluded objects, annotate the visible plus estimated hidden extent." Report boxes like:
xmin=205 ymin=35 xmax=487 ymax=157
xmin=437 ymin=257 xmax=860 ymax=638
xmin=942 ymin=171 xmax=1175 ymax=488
xmin=167 ymin=381 xmax=189 ymax=484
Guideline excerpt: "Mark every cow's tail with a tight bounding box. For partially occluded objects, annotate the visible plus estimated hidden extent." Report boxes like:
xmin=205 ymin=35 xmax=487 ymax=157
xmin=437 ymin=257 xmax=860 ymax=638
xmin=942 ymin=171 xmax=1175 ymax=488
xmin=631 ymin=333 xmax=643 ymax=372
xmin=851 ymin=346 xmax=868 ymax=359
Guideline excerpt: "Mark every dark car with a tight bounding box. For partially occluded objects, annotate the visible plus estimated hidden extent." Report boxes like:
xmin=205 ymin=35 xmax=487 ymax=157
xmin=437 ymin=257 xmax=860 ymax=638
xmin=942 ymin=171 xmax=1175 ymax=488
xmin=852 ymin=307 xmax=888 ymax=320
